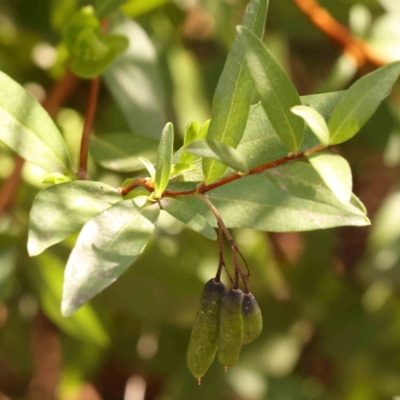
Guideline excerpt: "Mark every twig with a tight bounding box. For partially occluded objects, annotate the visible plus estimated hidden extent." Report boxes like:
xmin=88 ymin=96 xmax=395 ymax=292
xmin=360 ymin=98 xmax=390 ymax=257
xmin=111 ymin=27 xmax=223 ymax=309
xmin=215 ymin=223 xmax=234 ymax=284
xmin=78 ymin=77 xmax=100 ymax=180
xmin=118 ymin=177 xmax=156 ymax=196
xmin=292 ymin=0 xmax=386 ymax=69
xmin=200 ymin=194 xmax=249 ymax=292
xmin=120 ymin=143 xmax=327 ymax=198
xmin=215 ymin=224 xmax=224 ymax=282
xmin=0 ymin=70 xmax=79 ymax=216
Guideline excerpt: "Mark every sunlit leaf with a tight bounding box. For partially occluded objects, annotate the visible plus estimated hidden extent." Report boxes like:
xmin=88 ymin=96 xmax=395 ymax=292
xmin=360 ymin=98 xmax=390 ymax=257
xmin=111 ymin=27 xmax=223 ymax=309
xmin=207 ymin=175 xmax=369 ymax=231
xmin=203 ymin=0 xmax=268 ymax=184
xmin=237 ymin=92 xmax=344 ymax=170
xmin=89 ymin=132 xmax=158 ymax=172
xmin=28 ymin=181 xmax=122 ymax=256
xmin=42 ymin=172 xmax=73 ymax=184
xmin=187 ymin=139 xmax=248 ymax=173
xmin=265 ymin=160 xmax=358 ymax=212
xmin=180 ymin=121 xmax=200 ymax=165
xmin=329 ymin=61 xmax=400 ymax=145
xmin=237 ymin=25 xmax=304 ymax=152
xmin=307 ymin=152 xmax=352 ymax=204
xmin=170 ymin=163 xmax=196 ymax=178
xmin=62 ymin=197 xmax=159 ymax=316
xmin=154 ymin=122 xmax=174 ymax=197
xmin=139 ymin=157 xmax=155 ymax=180
xmin=103 ymin=14 xmax=166 ymax=139
xmin=166 ymin=174 xmax=369 ymax=232
xmin=160 ymin=197 xmax=217 ymax=240
xmin=291 ymin=105 xmax=329 ymax=147
xmin=0 ymin=71 xmax=70 ymax=173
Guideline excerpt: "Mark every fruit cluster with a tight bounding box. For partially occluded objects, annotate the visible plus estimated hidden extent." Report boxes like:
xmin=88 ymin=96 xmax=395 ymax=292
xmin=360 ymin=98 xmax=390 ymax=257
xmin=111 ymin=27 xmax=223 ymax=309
xmin=187 ymin=278 xmax=263 ymax=383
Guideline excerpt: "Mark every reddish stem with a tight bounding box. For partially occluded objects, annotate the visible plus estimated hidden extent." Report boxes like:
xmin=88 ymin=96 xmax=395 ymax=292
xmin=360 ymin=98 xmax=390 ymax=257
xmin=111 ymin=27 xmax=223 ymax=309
xmin=78 ymin=77 xmax=100 ymax=180
xmin=120 ymin=144 xmax=327 ymax=198
xmin=292 ymin=0 xmax=386 ymax=69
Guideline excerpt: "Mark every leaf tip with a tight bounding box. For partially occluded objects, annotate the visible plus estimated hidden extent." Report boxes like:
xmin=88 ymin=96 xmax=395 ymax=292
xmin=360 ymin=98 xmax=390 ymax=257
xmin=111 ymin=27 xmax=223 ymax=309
xmin=164 ymin=121 xmax=174 ymax=131
xmin=27 ymin=239 xmax=41 ymax=257
xmin=61 ymin=300 xmax=77 ymax=318
xmin=236 ymin=25 xmax=244 ymax=34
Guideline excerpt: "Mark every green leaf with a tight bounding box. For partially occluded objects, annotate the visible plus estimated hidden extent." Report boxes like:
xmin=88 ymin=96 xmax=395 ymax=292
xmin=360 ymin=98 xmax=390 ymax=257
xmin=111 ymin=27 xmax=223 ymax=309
xmin=236 ymin=25 xmax=304 ymax=152
xmin=265 ymin=160 xmax=360 ymax=213
xmin=138 ymin=157 xmax=155 ymax=180
xmin=63 ymin=6 xmax=99 ymax=52
xmin=291 ymin=105 xmax=330 ymax=147
xmin=103 ymin=14 xmax=166 ymax=139
xmin=202 ymin=0 xmax=268 ymax=184
xmin=64 ymin=6 xmax=129 ymax=79
xmin=307 ymin=152 xmax=352 ymax=204
xmin=207 ymin=175 xmax=369 ymax=231
xmin=179 ymin=122 xmax=200 ymax=165
xmin=154 ymin=122 xmax=174 ymax=198
xmin=166 ymin=168 xmax=368 ymax=231
xmin=184 ymin=121 xmax=200 ymax=146
xmin=160 ymin=198 xmax=217 ymax=240
xmin=28 ymin=181 xmax=122 ymax=256
xmin=94 ymin=0 xmax=127 ymax=18
xmin=186 ymin=139 xmax=249 ymax=173
xmin=89 ymin=132 xmax=158 ymax=172
xmin=170 ymin=163 xmax=196 ymax=178
xmin=42 ymin=172 xmax=73 ymax=184
xmin=121 ymin=0 xmax=167 ymax=17
xmin=30 ymin=252 xmax=109 ymax=346
xmin=0 ymin=71 xmax=70 ymax=173
xmin=237 ymin=92 xmax=344 ymax=170
xmin=329 ymin=61 xmax=400 ymax=145
xmin=70 ymin=33 xmax=129 ymax=79
xmin=199 ymin=119 xmax=210 ymax=140
xmin=62 ymin=196 xmax=160 ymax=316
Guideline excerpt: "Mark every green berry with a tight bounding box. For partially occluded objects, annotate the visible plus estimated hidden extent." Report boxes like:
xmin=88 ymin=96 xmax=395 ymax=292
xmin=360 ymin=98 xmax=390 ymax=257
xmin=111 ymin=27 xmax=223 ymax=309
xmin=217 ymin=288 xmax=244 ymax=370
xmin=187 ymin=279 xmax=227 ymax=381
xmin=242 ymin=293 xmax=263 ymax=344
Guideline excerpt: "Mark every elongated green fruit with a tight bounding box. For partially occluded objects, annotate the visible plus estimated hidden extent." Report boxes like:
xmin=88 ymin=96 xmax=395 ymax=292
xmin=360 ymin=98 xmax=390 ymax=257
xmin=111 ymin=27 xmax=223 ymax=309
xmin=187 ymin=279 xmax=227 ymax=381
xmin=217 ymin=289 xmax=244 ymax=370
xmin=242 ymin=293 xmax=263 ymax=344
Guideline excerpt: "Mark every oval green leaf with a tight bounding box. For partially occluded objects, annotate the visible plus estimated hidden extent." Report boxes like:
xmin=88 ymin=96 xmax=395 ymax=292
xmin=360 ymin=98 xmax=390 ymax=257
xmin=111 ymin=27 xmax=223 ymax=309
xmin=28 ymin=181 xmax=122 ymax=256
xmin=237 ymin=25 xmax=304 ymax=152
xmin=203 ymin=0 xmax=268 ymax=184
xmin=207 ymin=174 xmax=369 ymax=231
xmin=89 ymin=132 xmax=158 ymax=172
xmin=160 ymin=197 xmax=217 ymax=240
xmin=103 ymin=14 xmax=166 ymax=139
xmin=291 ymin=105 xmax=330 ymax=147
xmin=186 ymin=139 xmax=249 ymax=174
xmin=62 ymin=196 xmax=160 ymax=316
xmin=307 ymin=152 xmax=352 ymax=204
xmin=0 ymin=71 xmax=70 ymax=173
xmin=329 ymin=61 xmax=400 ymax=145
xmin=154 ymin=122 xmax=174 ymax=198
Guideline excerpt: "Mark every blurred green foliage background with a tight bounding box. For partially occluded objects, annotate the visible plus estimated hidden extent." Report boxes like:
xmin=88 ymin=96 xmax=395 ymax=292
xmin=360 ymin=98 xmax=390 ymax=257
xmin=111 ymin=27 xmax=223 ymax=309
xmin=1 ymin=0 xmax=400 ymax=399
